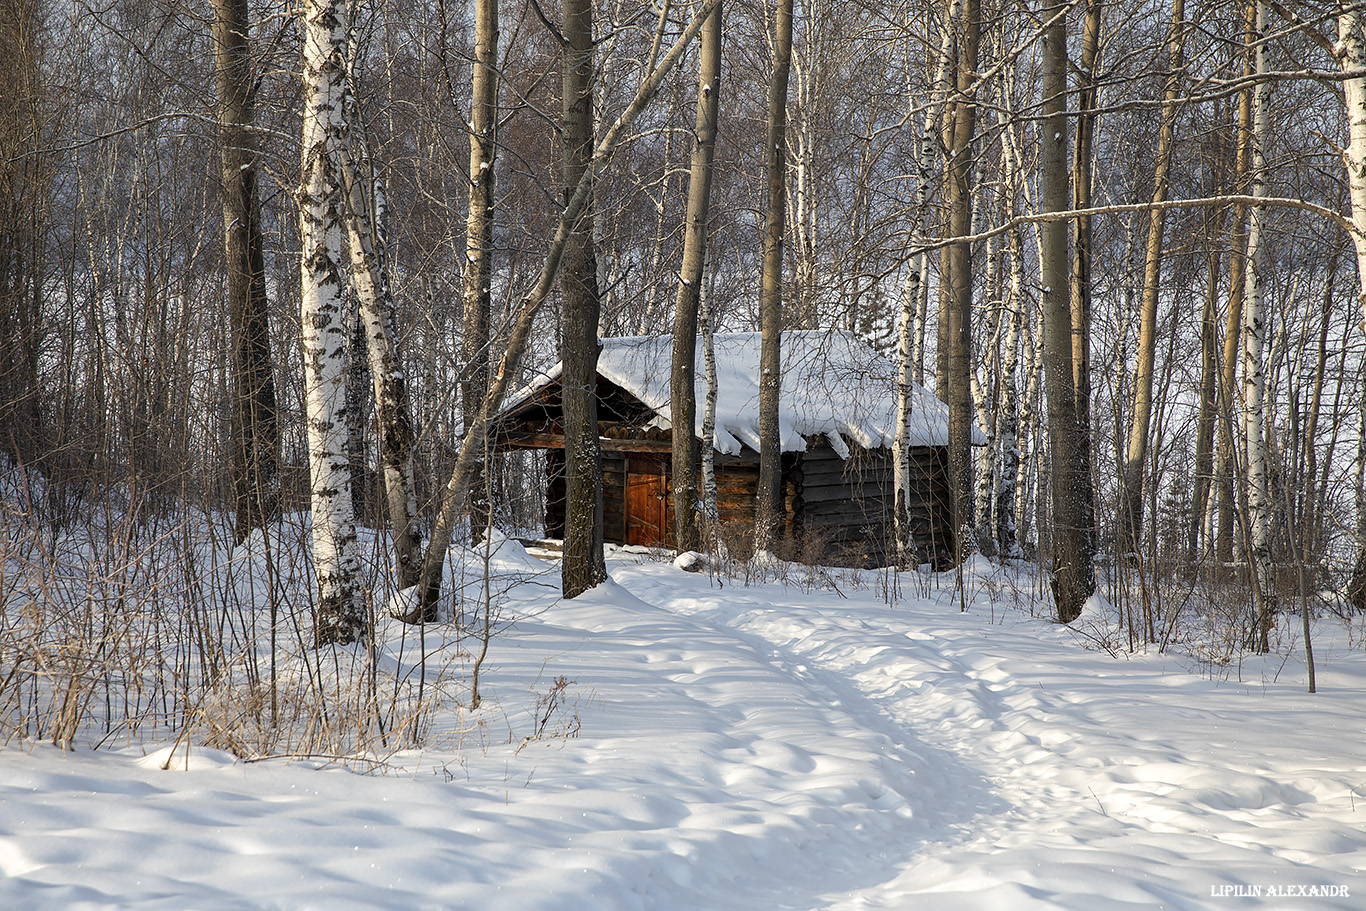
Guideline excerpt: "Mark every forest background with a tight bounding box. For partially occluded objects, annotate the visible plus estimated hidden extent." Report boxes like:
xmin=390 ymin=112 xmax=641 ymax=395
xmin=3 ymin=0 xmax=1366 ymax=734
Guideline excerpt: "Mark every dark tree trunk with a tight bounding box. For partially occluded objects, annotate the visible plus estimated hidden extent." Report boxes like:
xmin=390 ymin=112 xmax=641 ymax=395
xmin=215 ymin=0 xmax=280 ymax=544
xmin=1070 ymin=0 xmax=1101 ymax=567
xmin=1188 ymin=234 xmax=1222 ymax=563
xmin=560 ymin=0 xmax=607 ymax=598
xmin=755 ymin=0 xmax=794 ymax=551
xmin=944 ymin=0 xmax=979 ymax=558
xmin=1040 ymin=0 xmax=1093 ymax=622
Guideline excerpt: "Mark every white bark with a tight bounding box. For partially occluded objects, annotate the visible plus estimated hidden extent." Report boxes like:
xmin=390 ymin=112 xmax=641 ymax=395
xmin=337 ymin=147 xmax=420 ymax=587
xmin=300 ymin=0 xmax=363 ymax=645
xmin=1016 ymin=270 xmax=1043 ymax=554
xmin=1340 ymin=8 xmax=1366 ymax=314
xmin=970 ymin=216 xmax=998 ymax=547
xmin=1338 ymin=6 xmax=1366 ymax=614
xmin=1244 ymin=0 xmax=1273 ymax=645
xmin=997 ymin=224 xmax=1024 ymax=553
xmin=700 ymin=251 xmax=719 ymax=528
xmin=996 ymin=116 xmax=1026 ymax=554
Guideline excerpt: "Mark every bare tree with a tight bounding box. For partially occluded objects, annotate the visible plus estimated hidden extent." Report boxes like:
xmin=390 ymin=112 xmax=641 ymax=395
xmin=1243 ymin=0 xmax=1273 ymax=650
xmin=895 ymin=0 xmax=961 ymax=563
xmin=670 ymin=0 xmax=722 ymax=554
xmin=755 ymin=0 xmax=795 ymax=551
xmin=1040 ymin=0 xmax=1092 ymax=622
xmin=559 ymin=0 xmax=608 ymax=598
xmin=1119 ymin=0 xmax=1187 ymax=560
xmin=0 ymin=0 xmax=49 ymax=471
xmin=215 ymin=0 xmax=281 ymax=546
xmin=1187 ymin=141 xmax=1227 ymax=564
xmin=943 ymin=0 xmax=980 ymax=559
xmin=300 ymin=0 xmax=364 ymax=644
xmin=463 ymin=0 xmax=498 ymax=545
xmin=1337 ymin=0 xmax=1366 ymax=614
xmin=1069 ymin=0 xmax=1101 ymax=565
xmin=412 ymin=0 xmax=722 ymax=616
xmin=1215 ymin=3 xmax=1257 ymax=563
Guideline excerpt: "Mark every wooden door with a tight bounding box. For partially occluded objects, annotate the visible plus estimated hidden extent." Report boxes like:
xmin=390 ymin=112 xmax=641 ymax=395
xmin=625 ymin=459 xmax=668 ymax=546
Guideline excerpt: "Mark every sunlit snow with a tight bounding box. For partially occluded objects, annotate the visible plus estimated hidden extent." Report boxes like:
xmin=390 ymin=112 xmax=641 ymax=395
xmin=2 ymin=541 xmax=1363 ymax=910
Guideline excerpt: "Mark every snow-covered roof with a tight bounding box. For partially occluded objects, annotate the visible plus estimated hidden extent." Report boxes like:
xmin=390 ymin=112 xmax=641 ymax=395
xmin=502 ymin=330 xmax=972 ymax=457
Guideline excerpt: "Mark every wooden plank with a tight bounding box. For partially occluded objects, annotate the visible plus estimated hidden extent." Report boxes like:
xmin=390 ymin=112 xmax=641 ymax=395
xmin=801 ymin=499 xmax=889 ymax=522
xmin=797 ymin=484 xmax=891 ymax=505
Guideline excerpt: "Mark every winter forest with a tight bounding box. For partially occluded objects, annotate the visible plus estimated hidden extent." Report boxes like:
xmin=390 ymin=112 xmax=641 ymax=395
xmin=2 ymin=0 xmax=1366 ymax=906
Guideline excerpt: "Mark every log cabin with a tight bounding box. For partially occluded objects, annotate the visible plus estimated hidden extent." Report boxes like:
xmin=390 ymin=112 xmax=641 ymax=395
xmin=494 ymin=330 xmax=967 ymax=568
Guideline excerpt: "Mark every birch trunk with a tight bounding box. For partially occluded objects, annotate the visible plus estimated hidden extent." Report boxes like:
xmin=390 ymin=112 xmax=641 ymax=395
xmin=1243 ymin=0 xmax=1273 ymax=650
xmin=462 ymin=0 xmax=498 ymax=545
xmin=300 ymin=0 xmax=363 ymax=645
xmin=700 ymin=253 xmax=719 ymax=530
xmin=1337 ymin=3 xmax=1366 ymax=614
xmin=969 ymin=229 xmax=999 ymax=551
xmin=997 ymin=220 xmax=1025 ymax=555
xmin=337 ymin=150 xmax=420 ymax=590
xmin=1017 ymin=295 xmax=1043 ymax=554
xmin=790 ymin=39 xmax=816 ymax=330
xmin=670 ymin=0 xmax=721 ymax=554
xmin=994 ymin=97 xmax=1028 ymax=556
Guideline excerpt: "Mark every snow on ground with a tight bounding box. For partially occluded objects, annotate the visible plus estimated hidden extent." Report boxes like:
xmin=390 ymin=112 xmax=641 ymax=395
xmin=2 ymin=544 xmax=1364 ymax=910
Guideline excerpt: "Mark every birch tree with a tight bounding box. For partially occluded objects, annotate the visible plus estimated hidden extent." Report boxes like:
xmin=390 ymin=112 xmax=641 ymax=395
xmin=670 ymin=0 xmax=722 ymax=554
xmin=336 ymin=139 xmax=421 ymax=590
xmin=300 ymin=0 xmax=363 ymax=645
xmin=463 ymin=0 xmax=498 ymax=545
xmin=1336 ymin=1 xmax=1366 ymax=614
xmin=700 ymin=253 xmax=720 ymax=529
xmin=1243 ymin=0 xmax=1273 ymax=650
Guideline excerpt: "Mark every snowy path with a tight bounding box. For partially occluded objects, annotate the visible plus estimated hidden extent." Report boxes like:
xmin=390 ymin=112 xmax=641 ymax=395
xmin=1 ymin=550 xmax=1363 ymax=910
xmin=616 ymin=560 xmax=1366 ymax=910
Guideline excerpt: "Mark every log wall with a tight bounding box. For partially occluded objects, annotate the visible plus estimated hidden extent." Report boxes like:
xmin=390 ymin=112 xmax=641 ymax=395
xmin=534 ymin=431 xmax=952 ymax=568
